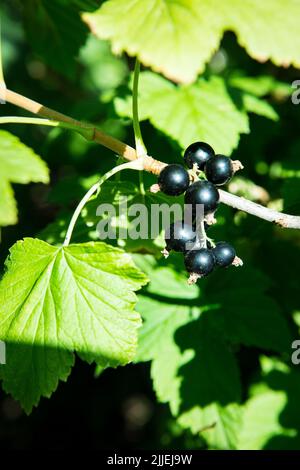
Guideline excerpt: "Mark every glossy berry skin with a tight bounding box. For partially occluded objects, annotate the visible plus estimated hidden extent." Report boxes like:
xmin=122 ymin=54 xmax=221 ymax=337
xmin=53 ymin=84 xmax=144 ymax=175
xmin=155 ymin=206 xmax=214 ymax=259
xmin=184 ymin=248 xmax=215 ymax=276
xmin=165 ymin=221 xmax=198 ymax=253
xmin=185 ymin=180 xmax=219 ymax=215
xmin=204 ymin=154 xmax=233 ymax=186
xmin=184 ymin=141 xmax=215 ymax=170
xmin=213 ymin=242 xmax=236 ymax=267
xmin=158 ymin=164 xmax=190 ymax=196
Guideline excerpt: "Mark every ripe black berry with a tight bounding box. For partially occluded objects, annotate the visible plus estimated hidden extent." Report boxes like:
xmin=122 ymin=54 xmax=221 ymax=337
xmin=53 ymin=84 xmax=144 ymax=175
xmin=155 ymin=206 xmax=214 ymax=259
xmin=204 ymin=154 xmax=233 ymax=186
xmin=165 ymin=220 xmax=198 ymax=253
xmin=185 ymin=180 xmax=219 ymax=215
xmin=213 ymin=242 xmax=236 ymax=267
xmin=184 ymin=141 xmax=215 ymax=170
xmin=158 ymin=164 xmax=190 ymax=196
xmin=184 ymin=248 xmax=215 ymax=276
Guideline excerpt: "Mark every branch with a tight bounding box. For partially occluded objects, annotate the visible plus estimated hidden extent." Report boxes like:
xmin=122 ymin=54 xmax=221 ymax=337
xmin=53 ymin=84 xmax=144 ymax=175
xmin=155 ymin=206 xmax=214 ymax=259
xmin=1 ymin=87 xmax=300 ymax=230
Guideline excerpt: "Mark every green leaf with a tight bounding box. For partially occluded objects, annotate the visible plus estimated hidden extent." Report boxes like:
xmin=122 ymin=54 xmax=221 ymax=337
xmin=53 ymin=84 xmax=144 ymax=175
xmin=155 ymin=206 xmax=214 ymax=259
xmin=83 ymin=0 xmax=300 ymax=84
xmin=0 ymin=130 xmax=49 ymax=226
xmin=270 ymin=155 xmax=300 ymax=180
xmin=115 ymin=73 xmax=278 ymax=154
xmin=22 ymin=0 xmax=91 ymax=79
xmin=134 ymin=255 xmax=291 ymax=448
xmin=79 ymin=35 xmax=129 ymax=94
xmin=134 ymin=254 xmax=199 ymax=300
xmin=0 ymin=238 xmax=147 ymax=412
xmin=116 ymin=73 xmax=249 ymax=154
xmin=84 ymin=180 xmax=183 ymax=254
xmin=0 ymin=180 xmax=17 ymax=227
xmin=229 ymin=75 xmax=291 ymax=98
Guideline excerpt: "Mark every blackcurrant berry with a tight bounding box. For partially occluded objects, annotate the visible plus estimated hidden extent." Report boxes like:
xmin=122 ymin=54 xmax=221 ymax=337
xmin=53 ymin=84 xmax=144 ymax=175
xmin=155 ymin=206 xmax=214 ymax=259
xmin=158 ymin=164 xmax=190 ymax=196
xmin=212 ymin=242 xmax=236 ymax=267
xmin=184 ymin=248 xmax=215 ymax=276
xmin=165 ymin=220 xmax=198 ymax=253
xmin=185 ymin=180 xmax=219 ymax=215
xmin=204 ymin=154 xmax=233 ymax=186
xmin=183 ymin=141 xmax=215 ymax=170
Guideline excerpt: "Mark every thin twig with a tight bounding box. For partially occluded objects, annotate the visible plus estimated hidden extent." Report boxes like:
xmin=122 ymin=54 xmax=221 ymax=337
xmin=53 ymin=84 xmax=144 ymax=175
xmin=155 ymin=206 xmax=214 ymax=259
xmin=1 ymin=87 xmax=300 ymax=229
xmin=0 ymin=116 xmax=94 ymax=139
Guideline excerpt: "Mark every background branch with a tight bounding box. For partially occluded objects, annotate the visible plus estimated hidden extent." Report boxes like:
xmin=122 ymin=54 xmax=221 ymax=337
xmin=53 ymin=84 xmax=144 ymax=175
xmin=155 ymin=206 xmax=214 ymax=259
xmin=1 ymin=87 xmax=299 ymax=230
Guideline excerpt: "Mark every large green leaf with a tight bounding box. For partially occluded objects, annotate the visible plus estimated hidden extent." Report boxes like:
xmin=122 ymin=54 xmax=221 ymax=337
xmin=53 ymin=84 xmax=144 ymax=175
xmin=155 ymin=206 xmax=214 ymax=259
xmin=22 ymin=0 xmax=94 ymax=78
xmin=0 ymin=130 xmax=49 ymax=226
xmin=115 ymin=73 xmax=279 ymax=154
xmin=38 ymin=210 xmax=98 ymax=245
xmin=0 ymin=238 xmax=147 ymax=412
xmin=83 ymin=0 xmax=300 ymax=83
xmin=84 ymin=180 xmax=184 ymax=253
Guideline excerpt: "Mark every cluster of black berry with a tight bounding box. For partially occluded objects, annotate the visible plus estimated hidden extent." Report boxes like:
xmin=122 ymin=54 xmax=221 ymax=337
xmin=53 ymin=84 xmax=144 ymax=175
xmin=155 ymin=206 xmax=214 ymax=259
xmin=155 ymin=141 xmax=243 ymax=284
